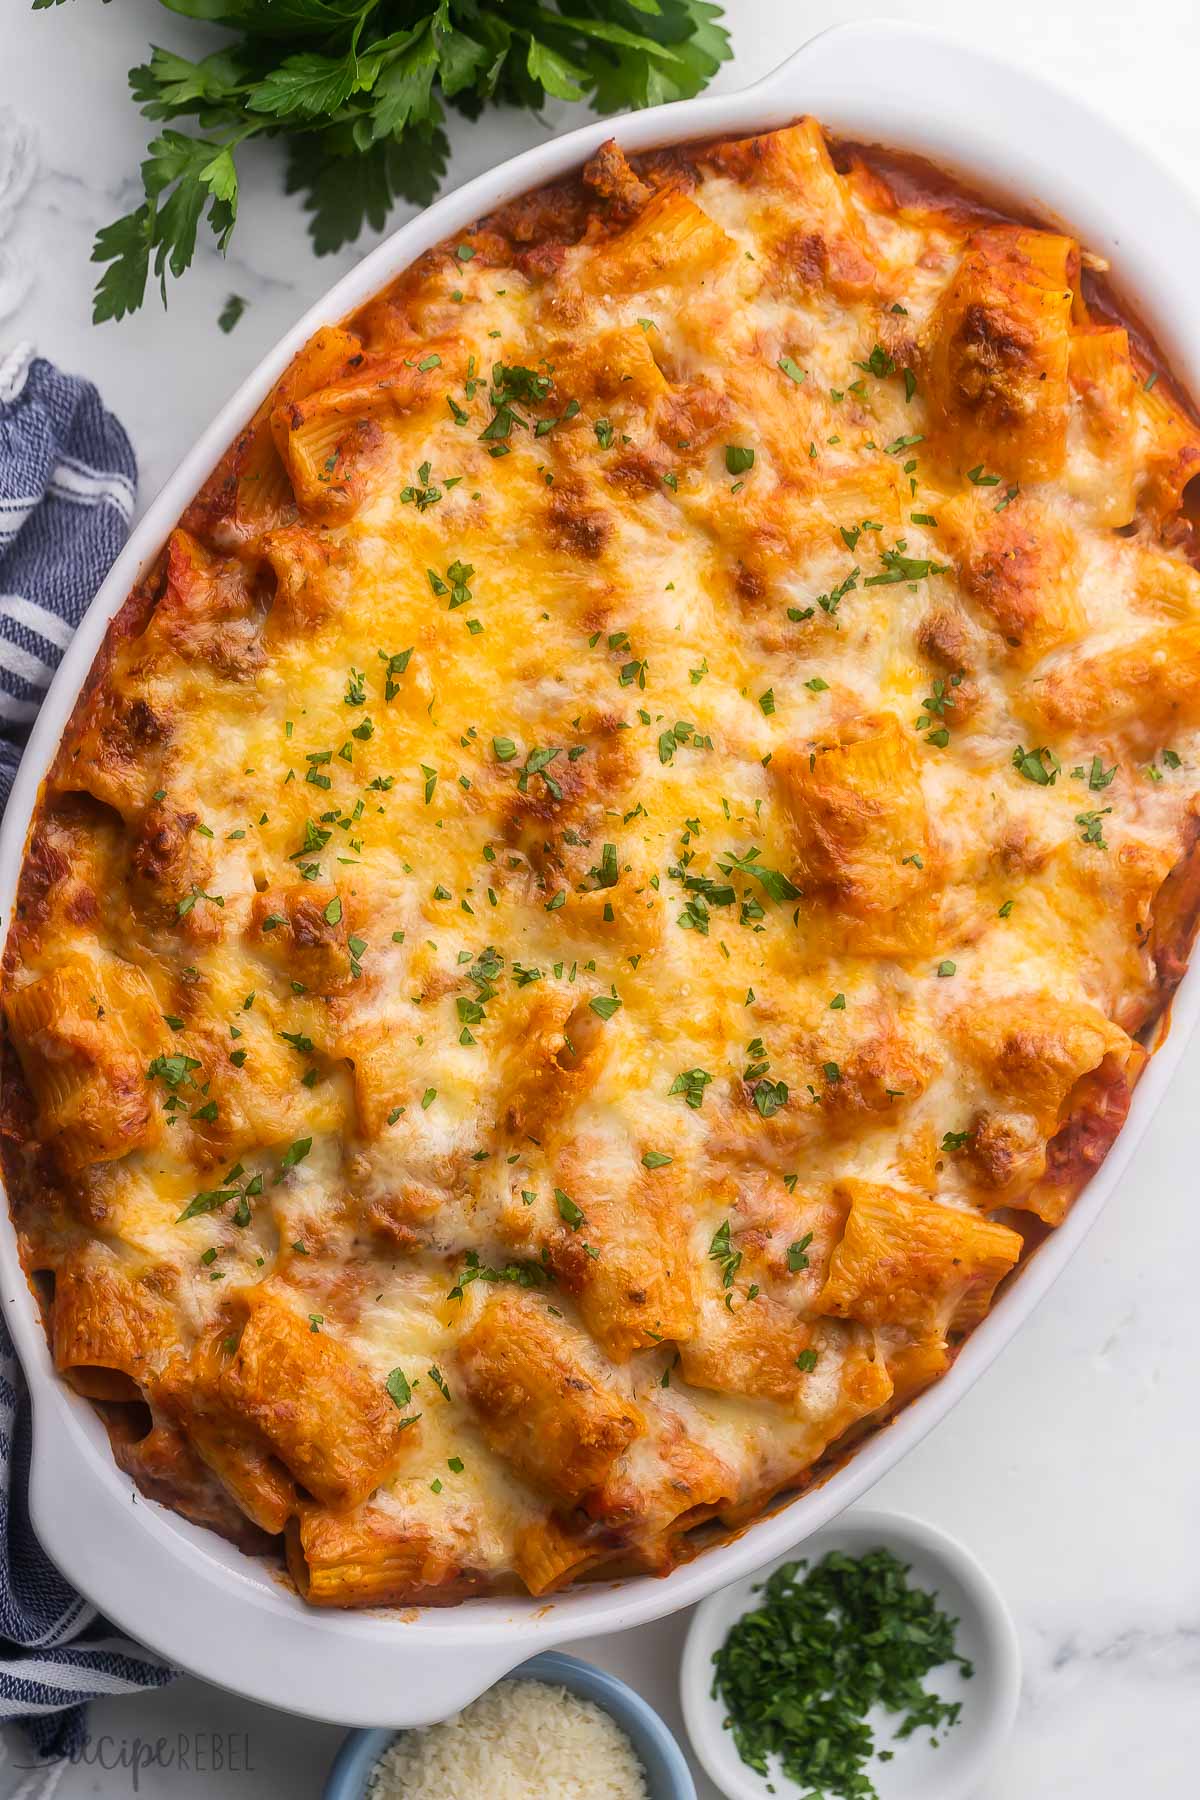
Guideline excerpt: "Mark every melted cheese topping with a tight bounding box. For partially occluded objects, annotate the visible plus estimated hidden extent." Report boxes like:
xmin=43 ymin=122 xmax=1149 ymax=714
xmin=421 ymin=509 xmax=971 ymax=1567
xmin=6 ymin=118 xmax=1200 ymax=1604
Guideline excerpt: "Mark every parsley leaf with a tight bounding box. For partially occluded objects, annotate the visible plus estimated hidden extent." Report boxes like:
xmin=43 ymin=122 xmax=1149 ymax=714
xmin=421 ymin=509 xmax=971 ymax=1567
xmin=447 ymin=1249 xmax=551 ymax=1301
xmin=1076 ymin=807 xmax=1112 ymax=849
xmin=217 ymin=293 xmax=246 ymax=333
xmin=669 ymin=1067 xmax=713 ymax=1110
xmin=92 ymin=129 xmax=240 ymax=323
xmin=1012 ymin=744 xmax=1060 ymax=787
xmin=709 ymin=1218 xmax=742 ymax=1288
xmin=276 ymin=1137 xmax=313 ymax=1182
xmin=786 ymin=1233 xmax=813 ymax=1272
xmin=555 ymin=1188 xmax=586 ymax=1230
xmin=719 ymin=846 xmax=801 ymax=903
xmin=863 ymin=543 xmax=950 ymax=587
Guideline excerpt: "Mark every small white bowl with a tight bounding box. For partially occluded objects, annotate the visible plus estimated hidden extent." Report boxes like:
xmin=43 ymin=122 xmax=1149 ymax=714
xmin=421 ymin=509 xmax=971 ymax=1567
xmin=680 ymin=1509 xmax=1020 ymax=1800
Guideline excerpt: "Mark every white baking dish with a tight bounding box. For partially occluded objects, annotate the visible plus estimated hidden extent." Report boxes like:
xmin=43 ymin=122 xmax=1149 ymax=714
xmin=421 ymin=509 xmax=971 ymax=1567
xmin=2 ymin=18 xmax=1198 ymax=1728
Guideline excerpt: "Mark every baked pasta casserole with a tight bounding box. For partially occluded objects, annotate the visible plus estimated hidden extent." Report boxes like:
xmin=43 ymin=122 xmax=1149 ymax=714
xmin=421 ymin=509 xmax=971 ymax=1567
xmin=5 ymin=118 xmax=1200 ymax=1607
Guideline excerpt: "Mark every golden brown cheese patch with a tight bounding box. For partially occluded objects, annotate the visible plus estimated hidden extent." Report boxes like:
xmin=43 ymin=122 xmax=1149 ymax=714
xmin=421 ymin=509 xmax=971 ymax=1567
xmin=774 ymin=713 xmax=938 ymax=954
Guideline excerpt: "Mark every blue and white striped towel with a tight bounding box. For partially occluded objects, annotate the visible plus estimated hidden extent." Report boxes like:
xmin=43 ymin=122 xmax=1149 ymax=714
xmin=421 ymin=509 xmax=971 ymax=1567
xmin=0 ymin=343 xmax=176 ymax=1769
xmin=0 ymin=344 xmax=135 ymax=804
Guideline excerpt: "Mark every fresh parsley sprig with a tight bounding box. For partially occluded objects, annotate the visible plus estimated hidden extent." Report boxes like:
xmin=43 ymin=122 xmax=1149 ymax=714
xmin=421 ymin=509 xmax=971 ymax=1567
xmin=39 ymin=0 xmax=732 ymax=322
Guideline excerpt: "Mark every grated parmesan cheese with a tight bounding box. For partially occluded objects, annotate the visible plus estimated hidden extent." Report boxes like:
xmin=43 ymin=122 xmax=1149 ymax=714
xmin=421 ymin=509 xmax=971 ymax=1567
xmin=366 ymin=1678 xmax=651 ymax=1800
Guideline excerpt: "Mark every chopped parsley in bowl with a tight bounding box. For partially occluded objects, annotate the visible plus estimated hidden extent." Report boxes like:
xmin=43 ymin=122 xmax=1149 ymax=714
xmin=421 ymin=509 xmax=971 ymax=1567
xmin=680 ymin=1510 xmax=1020 ymax=1800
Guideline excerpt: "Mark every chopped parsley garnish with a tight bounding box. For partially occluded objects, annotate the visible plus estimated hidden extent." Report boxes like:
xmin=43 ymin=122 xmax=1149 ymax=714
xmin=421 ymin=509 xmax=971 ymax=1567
xmin=276 ymin=1137 xmax=312 ymax=1181
xmin=864 ymin=542 xmax=950 ymax=587
xmin=855 ymin=344 xmax=895 ymax=379
xmin=385 ymin=1368 xmax=412 ymax=1408
xmin=669 ymin=1067 xmax=713 ymax=1110
xmin=915 ymin=673 xmax=961 ymax=747
xmin=709 ymin=1218 xmax=742 ymax=1289
xmin=447 ymin=1250 xmax=550 ymax=1300
xmin=710 ymin=1548 xmax=974 ymax=1798
xmin=778 ymin=355 xmax=806 ymax=384
xmin=786 ymin=1233 xmax=813 ymax=1272
xmin=480 ymin=362 xmax=554 ymax=442
xmin=1072 ymin=754 xmax=1116 ymax=790
xmin=725 ymin=444 xmax=755 ymax=476
xmin=658 ymin=719 xmax=697 ymax=765
xmin=293 ymin=819 xmax=332 ymax=860
xmin=555 ymin=1188 xmax=586 ymax=1230
xmin=1012 ymin=744 xmax=1060 ymax=786
xmin=792 ymin=567 xmax=859 ymax=622
xmin=588 ymin=842 xmax=620 ymax=889
xmin=400 ymin=460 xmax=443 ymax=512
xmin=516 ymin=745 xmax=563 ymax=799
xmin=378 ymin=646 xmax=413 ymax=701
xmin=177 ymin=886 xmax=224 ymax=917
xmin=177 ymin=1164 xmax=263 ymax=1223
xmin=1076 ymin=807 xmax=1112 ymax=849
xmin=719 ymin=846 xmax=801 ymax=903
xmin=428 ymin=559 xmax=474 ymax=611
xmin=752 ymin=1078 xmax=788 ymax=1118
xmin=148 ymin=1052 xmax=200 ymax=1090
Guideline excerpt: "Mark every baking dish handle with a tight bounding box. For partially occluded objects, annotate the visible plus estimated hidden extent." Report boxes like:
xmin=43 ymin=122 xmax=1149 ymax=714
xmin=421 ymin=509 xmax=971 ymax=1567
xmin=23 ymin=1370 xmax=545 ymax=1727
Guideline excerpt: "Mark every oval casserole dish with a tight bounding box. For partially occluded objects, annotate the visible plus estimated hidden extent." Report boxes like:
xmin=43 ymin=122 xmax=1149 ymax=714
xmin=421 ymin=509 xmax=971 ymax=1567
xmin=1 ymin=21 xmax=1199 ymax=1728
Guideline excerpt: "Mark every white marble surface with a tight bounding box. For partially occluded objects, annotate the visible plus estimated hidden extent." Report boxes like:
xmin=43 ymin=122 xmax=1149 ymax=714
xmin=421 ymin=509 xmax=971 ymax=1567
xmin=3 ymin=2 xmax=1200 ymax=1796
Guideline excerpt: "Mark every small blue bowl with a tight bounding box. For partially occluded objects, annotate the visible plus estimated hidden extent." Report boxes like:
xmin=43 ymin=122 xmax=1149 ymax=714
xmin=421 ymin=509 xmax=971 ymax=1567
xmin=323 ymin=1650 xmax=697 ymax=1800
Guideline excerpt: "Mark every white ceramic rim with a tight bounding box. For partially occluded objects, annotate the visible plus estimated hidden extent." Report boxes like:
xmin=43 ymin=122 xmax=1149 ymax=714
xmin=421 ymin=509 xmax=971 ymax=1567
xmin=678 ymin=1507 xmax=1022 ymax=1800
xmin=3 ymin=17 xmax=1198 ymax=1729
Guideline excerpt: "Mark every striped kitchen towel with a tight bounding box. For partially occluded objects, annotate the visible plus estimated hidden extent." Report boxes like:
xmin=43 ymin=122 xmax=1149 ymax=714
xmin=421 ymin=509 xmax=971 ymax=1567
xmin=0 ymin=343 xmax=136 ymax=805
xmin=0 ymin=343 xmax=176 ymax=1775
